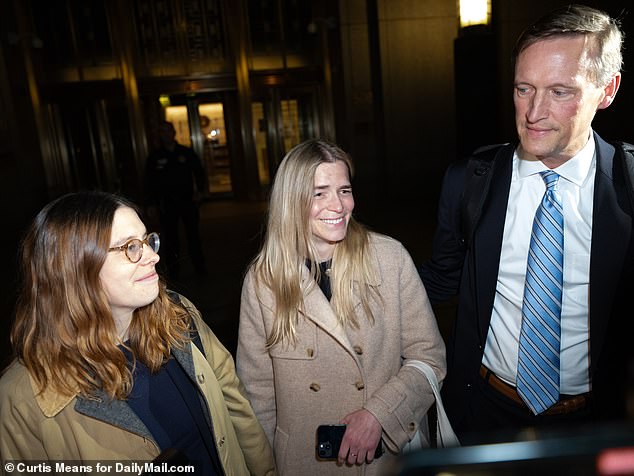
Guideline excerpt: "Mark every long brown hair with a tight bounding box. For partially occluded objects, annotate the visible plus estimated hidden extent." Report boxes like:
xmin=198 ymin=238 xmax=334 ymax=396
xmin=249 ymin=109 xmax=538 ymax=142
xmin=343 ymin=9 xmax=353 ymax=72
xmin=11 ymin=191 xmax=191 ymax=400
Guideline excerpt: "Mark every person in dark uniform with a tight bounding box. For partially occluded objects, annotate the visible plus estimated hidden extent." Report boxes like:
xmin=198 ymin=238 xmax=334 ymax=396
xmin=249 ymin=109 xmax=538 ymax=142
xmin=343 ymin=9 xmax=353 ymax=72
xmin=146 ymin=120 xmax=207 ymax=278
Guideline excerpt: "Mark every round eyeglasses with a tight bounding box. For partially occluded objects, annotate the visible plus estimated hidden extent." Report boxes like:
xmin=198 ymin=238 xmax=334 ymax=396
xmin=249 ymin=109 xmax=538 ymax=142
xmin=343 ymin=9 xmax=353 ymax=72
xmin=108 ymin=232 xmax=160 ymax=263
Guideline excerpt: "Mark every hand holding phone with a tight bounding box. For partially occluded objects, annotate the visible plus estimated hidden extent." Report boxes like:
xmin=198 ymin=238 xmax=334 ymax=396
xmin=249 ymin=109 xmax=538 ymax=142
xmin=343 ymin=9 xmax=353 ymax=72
xmin=316 ymin=424 xmax=383 ymax=460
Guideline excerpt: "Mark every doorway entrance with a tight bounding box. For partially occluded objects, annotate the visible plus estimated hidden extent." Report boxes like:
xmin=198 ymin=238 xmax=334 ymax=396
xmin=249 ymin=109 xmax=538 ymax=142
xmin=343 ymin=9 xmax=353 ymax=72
xmin=251 ymin=86 xmax=321 ymax=187
xmin=145 ymin=83 xmax=324 ymax=199
xmin=158 ymin=93 xmax=232 ymax=196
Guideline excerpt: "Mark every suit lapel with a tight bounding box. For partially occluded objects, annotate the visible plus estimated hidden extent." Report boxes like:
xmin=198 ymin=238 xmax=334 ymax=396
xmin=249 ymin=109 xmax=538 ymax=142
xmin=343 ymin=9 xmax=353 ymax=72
xmin=589 ymin=135 xmax=632 ymax=370
xmin=472 ymin=144 xmax=514 ymax=340
xmin=469 ymin=136 xmax=632 ymax=374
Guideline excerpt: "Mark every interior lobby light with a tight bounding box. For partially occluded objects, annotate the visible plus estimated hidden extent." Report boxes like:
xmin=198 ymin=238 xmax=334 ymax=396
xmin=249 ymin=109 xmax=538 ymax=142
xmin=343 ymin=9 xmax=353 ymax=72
xmin=159 ymin=94 xmax=171 ymax=107
xmin=459 ymin=0 xmax=491 ymax=28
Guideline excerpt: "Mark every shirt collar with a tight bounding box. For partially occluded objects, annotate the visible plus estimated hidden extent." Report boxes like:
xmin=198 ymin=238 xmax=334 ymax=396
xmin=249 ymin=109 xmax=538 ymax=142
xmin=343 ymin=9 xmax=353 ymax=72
xmin=515 ymin=133 xmax=596 ymax=187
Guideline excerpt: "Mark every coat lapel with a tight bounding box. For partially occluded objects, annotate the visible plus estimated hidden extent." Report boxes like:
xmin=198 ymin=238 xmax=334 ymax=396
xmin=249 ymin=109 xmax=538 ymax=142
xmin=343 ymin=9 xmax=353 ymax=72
xmin=472 ymin=136 xmax=632 ymax=371
xmin=172 ymin=344 xmax=197 ymax=381
xmin=73 ymin=345 xmax=200 ymax=444
xmin=301 ymin=275 xmax=354 ymax=354
xmin=472 ymin=143 xmax=514 ymax=341
xmin=300 ymin=250 xmax=382 ymax=357
xmin=588 ymin=135 xmax=632 ymax=370
xmin=74 ymin=390 xmax=154 ymax=442
xmin=33 ymin=369 xmax=151 ymax=444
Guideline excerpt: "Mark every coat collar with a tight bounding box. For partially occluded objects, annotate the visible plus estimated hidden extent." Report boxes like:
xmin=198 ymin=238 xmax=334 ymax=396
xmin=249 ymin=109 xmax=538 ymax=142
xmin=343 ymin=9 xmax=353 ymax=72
xmin=301 ymin=282 xmax=352 ymax=351
xmin=473 ymin=134 xmax=632 ymax=366
xmin=299 ymin=242 xmax=382 ymax=353
xmin=33 ymin=343 xmax=197 ymax=432
xmin=33 ymin=372 xmax=78 ymax=418
xmin=473 ymin=142 xmax=515 ymax=341
xmin=588 ymin=132 xmax=632 ymax=369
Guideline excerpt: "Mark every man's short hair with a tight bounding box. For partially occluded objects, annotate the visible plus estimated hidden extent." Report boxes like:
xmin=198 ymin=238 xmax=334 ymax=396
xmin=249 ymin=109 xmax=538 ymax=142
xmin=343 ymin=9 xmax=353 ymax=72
xmin=513 ymin=4 xmax=624 ymax=86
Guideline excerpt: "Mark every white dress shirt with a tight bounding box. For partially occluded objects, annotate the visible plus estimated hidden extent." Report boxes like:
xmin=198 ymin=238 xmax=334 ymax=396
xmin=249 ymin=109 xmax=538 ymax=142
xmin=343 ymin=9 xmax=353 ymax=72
xmin=482 ymin=136 xmax=596 ymax=394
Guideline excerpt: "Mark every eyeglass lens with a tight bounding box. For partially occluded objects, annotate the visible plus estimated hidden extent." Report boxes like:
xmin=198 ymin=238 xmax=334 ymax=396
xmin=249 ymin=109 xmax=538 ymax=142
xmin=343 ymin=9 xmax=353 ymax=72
xmin=126 ymin=232 xmax=160 ymax=262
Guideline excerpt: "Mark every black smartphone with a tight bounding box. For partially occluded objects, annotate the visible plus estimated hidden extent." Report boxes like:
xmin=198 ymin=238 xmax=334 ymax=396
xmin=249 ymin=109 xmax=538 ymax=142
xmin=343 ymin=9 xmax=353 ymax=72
xmin=316 ymin=424 xmax=383 ymax=460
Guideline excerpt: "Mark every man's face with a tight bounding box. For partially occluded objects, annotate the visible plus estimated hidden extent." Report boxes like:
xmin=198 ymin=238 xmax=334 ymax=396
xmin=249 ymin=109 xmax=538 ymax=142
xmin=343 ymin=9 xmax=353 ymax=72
xmin=514 ymin=36 xmax=614 ymax=167
xmin=158 ymin=123 xmax=176 ymax=147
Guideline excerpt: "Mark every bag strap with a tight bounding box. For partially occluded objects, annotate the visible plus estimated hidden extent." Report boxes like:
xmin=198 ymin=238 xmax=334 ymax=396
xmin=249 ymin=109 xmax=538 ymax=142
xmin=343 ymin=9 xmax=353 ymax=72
xmin=403 ymin=360 xmax=460 ymax=447
xmin=460 ymin=144 xmax=507 ymax=248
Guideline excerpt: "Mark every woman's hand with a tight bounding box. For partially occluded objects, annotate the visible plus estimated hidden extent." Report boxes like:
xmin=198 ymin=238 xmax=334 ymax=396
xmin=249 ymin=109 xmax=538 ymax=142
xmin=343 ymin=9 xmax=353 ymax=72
xmin=338 ymin=409 xmax=382 ymax=465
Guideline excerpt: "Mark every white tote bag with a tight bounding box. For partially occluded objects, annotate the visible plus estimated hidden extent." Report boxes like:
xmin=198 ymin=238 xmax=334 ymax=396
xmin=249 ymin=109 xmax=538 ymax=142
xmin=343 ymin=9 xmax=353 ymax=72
xmin=402 ymin=360 xmax=460 ymax=451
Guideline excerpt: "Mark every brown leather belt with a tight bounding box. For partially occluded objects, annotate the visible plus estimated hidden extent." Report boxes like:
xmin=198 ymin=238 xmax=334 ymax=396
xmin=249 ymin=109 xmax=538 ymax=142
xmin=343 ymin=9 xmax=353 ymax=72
xmin=479 ymin=365 xmax=590 ymax=415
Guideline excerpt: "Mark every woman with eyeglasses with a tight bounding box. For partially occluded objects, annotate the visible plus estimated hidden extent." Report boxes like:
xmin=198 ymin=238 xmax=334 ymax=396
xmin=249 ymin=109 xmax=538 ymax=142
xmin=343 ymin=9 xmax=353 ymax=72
xmin=0 ymin=191 xmax=275 ymax=475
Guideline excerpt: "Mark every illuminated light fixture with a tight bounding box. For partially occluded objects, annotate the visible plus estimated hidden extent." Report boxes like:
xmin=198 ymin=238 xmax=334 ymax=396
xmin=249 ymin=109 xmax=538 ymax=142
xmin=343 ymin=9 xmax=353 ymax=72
xmin=459 ymin=0 xmax=491 ymax=28
xmin=159 ymin=95 xmax=171 ymax=107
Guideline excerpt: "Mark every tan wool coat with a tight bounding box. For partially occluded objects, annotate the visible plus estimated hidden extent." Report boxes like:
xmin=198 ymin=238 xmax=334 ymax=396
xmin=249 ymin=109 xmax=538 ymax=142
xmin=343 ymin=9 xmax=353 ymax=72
xmin=0 ymin=295 xmax=276 ymax=476
xmin=237 ymin=232 xmax=446 ymax=476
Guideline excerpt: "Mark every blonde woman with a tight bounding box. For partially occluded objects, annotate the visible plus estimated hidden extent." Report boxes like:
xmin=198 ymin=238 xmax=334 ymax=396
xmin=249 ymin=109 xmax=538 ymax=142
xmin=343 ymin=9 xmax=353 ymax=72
xmin=237 ymin=139 xmax=446 ymax=475
xmin=0 ymin=191 xmax=275 ymax=475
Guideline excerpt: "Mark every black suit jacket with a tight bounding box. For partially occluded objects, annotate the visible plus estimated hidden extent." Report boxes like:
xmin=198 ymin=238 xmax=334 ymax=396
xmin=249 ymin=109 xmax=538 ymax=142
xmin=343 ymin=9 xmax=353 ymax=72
xmin=421 ymin=132 xmax=634 ymax=429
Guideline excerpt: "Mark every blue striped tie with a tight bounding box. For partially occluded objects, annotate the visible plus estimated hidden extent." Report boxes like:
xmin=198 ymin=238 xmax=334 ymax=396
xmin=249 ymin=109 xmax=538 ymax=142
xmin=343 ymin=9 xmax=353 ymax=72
xmin=517 ymin=170 xmax=563 ymax=415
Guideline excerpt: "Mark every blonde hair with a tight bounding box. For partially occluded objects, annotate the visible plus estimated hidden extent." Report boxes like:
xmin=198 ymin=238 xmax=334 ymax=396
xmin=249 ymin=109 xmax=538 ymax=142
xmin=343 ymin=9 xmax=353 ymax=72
xmin=11 ymin=191 xmax=191 ymax=400
xmin=251 ymin=139 xmax=380 ymax=348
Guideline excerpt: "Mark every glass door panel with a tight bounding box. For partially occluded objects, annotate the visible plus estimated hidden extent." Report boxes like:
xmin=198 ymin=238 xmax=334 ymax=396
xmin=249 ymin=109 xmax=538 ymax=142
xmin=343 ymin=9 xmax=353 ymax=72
xmin=159 ymin=96 xmax=232 ymax=195
xmin=281 ymin=99 xmax=301 ymax=154
xmin=251 ymin=87 xmax=319 ymax=188
xmin=164 ymin=106 xmax=191 ymax=146
xmin=252 ymin=101 xmax=270 ymax=186
xmin=198 ymin=102 xmax=231 ymax=194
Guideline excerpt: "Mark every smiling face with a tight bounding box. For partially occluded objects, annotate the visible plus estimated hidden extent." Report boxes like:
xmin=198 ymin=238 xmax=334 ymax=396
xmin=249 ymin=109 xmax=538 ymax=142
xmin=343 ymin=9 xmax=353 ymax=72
xmin=99 ymin=206 xmax=160 ymax=337
xmin=309 ymin=160 xmax=354 ymax=261
xmin=514 ymin=36 xmax=618 ymax=167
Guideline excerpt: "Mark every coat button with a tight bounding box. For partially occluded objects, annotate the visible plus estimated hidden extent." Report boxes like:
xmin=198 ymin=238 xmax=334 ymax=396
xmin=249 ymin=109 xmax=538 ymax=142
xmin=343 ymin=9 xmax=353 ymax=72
xmin=306 ymin=348 xmax=314 ymax=357
xmin=310 ymin=383 xmax=321 ymax=392
xmin=218 ymin=436 xmax=225 ymax=447
xmin=408 ymin=422 xmax=417 ymax=431
xmin=355 ymin=381 xmax=365 ymax=390
xmin=197 ymin=374 xmax=205 ymax=384
xmin=353 ymin=345 xmax=363 ymax=355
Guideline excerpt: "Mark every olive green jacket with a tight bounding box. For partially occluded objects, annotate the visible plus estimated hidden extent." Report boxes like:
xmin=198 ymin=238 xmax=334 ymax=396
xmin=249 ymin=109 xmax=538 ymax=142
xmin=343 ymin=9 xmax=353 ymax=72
xmin=0 ymin=295 xmax=275 ymax=476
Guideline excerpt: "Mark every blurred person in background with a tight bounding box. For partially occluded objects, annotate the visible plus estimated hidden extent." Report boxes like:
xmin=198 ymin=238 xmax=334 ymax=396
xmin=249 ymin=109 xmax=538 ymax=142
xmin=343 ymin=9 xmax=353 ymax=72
xmin=146 ymin=120 xmax=208 ymax=279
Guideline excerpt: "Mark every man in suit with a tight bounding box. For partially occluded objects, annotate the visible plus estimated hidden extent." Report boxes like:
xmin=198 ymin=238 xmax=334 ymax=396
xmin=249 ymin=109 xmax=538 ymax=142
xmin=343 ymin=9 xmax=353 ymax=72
xmin=420 ymin=4 xmax=634 ymax=445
